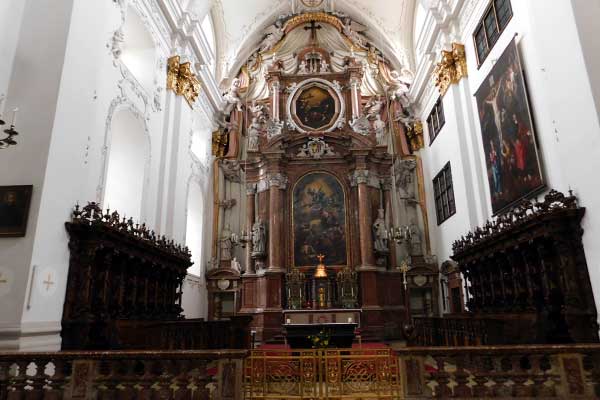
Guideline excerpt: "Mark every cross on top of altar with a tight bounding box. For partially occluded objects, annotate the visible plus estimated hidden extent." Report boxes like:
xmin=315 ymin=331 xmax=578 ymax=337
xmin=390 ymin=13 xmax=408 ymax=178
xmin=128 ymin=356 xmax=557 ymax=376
xmin=304 ymin=20 xmax=322 ymax=44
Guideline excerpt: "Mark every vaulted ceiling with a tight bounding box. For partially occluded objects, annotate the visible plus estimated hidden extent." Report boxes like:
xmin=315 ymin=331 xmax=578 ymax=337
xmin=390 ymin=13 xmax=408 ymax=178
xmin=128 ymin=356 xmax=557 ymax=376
xmin=186 ymin=0 xmax=417 ymax=85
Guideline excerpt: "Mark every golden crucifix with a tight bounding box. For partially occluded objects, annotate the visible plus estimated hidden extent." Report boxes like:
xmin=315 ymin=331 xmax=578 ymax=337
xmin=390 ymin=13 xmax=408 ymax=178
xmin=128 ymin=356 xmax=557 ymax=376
xmin=399 ymin=260 xmax=410 ymax=290
xmin=314 ymin=254 xmax=327 ymax=278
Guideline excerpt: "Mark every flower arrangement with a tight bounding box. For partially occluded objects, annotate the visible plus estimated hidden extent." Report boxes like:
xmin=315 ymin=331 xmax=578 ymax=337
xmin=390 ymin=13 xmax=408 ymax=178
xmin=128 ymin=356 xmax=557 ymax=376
xmin=307 ymin=329 xmax=331 ymax=349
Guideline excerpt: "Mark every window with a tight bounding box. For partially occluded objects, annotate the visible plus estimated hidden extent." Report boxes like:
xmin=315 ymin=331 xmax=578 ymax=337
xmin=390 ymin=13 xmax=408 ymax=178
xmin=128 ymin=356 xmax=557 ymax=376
xmin=433 ymin=162 xmax=456 ymax=225
xmin=473 ymin=0 xmax=513 ymax=65
xmin=426 ymin=97 xmax=445 ymax=144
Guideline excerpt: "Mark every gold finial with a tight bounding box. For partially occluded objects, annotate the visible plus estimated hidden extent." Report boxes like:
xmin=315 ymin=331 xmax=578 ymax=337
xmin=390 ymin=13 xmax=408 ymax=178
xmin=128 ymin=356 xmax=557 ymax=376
xmin=317 ymin=254 xmax=325 ymax=263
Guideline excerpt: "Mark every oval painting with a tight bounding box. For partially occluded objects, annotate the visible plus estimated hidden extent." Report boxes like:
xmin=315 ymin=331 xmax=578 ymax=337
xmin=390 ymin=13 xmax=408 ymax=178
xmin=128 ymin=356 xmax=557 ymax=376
xmin=295 ymin=85 xmax=336 ymax=130
xmin=293 ymin=172 xmax=347 ymax=267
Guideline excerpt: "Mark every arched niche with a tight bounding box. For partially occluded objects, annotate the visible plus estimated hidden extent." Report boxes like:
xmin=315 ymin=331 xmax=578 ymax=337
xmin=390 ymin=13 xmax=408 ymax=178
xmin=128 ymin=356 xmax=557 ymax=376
xmin=121 ymin=6 xmax=157 ymax=92
xmin=186 ymin=178 xmax=205 ymax=277
xmin=103 ymin=109 xmax=149 ymax=222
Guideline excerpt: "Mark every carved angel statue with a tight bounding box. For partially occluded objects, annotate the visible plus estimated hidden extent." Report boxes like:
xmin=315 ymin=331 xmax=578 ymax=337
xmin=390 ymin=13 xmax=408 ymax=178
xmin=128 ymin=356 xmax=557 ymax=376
xmin=372 ymin=209 xmax=389 ymax=253
xmin=258 ymin=20 xmax=284 ymax=53
xmin=223 ymin=77 xmax=243 ymax=116
xmin=247 ymin=117 xmax=261 ymax=151
xmin=350 ymin=115 xmax=370 ymax=136
xmin=363 ymin=96 xmax=384 ymax=120
xmin=320 ymin=59 xmax=330 ymax=73
xmin=343 ymin=17 xmax=368 ymax=48
xmin=249 ymin=101 xmax=267 ymax=123
xmin=373 ymin=114 xmax=386 ymax=146
xmin=389 ymin=69 xmax=413 ymax=107
xmin=267 ymin=120 xmax=284 ymax=139
xmin=298 ymin=60 xmax=309 ymax=75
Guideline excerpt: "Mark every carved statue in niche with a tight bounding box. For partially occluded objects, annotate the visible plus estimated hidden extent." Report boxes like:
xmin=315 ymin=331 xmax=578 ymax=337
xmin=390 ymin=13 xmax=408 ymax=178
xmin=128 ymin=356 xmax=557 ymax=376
xmin=231 ymin=257 xmax=241 ymax=273
xmin=220 ymin=224 xmax=233 ymax=261
xmin=373 ymin=114 xmax=386 ymax=146
xmin=251 ymin=219 xmax=267 ymax=257
xmin=409 ymin=219 xmax=422 ymax=255
xmin=372 ymin=208 xmax=389 ymax=253
xmin=248 ymin=117 xmax=261 ymax=151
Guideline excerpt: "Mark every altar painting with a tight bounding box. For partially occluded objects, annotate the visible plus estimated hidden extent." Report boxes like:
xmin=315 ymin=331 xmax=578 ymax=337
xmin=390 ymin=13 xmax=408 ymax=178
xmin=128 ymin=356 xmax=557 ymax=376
xmin=475 ymin=38 xmax=544 ymax=214
xmin=295 ymin=85 xmax=336 ymax=130
xmin=293 ymin=172 xmax=347 ymax=267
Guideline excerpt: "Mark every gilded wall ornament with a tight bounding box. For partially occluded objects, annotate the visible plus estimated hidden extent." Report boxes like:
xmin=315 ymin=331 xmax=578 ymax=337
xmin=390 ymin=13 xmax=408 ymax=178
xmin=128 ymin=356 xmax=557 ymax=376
xmin=405 ymin=120 xmax=424 ymax=152
xmin=166 ymin=55 xmax=202 ymax=107
xmin=433 ymin=43 xmax=468 ymax=96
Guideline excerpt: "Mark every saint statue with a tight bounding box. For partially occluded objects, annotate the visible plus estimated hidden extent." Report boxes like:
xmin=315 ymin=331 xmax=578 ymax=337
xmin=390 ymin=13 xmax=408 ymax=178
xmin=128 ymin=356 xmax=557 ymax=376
xmin=372 ymin=208 xmax=389 ymax=253
xmin=363 ymin=96 xmax=384 ymax=120
xmin=373 ymin=114 xmax=386 ymax=146
xmin=251 ymin=219 xmax=267 ymax=256
xmin=320 ymin=59 xmax=330 ymax=73
xmin=298 ymin=60 xmax=308 ymax=75
xmin=220 ymin=224 xmax=233 ymax=261
xmin=223 ymin=77 xmax=242 ymax=116
xmin=409 ymin=220 xmax=422 ymax=255
xmin=248 ymin=117 xmax=261 ymax=151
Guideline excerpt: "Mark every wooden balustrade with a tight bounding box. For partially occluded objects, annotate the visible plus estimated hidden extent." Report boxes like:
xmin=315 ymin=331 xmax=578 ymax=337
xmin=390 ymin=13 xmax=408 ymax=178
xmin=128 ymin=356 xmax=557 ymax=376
xmin=0 ymin=349 xmax=247 ymax=400
xmin=397 ymin=344 xmax=600 ymax=398
xmin=413 ymin=315 xmax=505 ymax=346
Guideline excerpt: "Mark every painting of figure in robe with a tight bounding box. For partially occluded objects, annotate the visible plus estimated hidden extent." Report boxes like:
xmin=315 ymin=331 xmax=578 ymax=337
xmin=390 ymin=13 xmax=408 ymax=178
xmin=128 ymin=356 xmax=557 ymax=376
xmin=475 ymin=38 xmax=545 ymax=214
xmin=293 ymin=172 xmax=347 ymax=267
xmin=295 ymin=85 xmax=336 ymax=130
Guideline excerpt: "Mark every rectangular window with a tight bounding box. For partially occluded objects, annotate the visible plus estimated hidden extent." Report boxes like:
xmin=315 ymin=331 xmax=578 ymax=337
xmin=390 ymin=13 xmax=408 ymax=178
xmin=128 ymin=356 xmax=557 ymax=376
xmin=433 ymin=162 xmax=456 ymax=225
xmin=473 ymin=0 xmax=513 ymax=66
xmin=426 ymin=97 xmax=445 ymax=145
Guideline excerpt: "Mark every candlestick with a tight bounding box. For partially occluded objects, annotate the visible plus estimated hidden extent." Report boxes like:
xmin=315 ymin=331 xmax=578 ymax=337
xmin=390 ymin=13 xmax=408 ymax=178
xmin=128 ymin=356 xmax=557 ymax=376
xmin=11 ymin=108 xmax=18 ymax=127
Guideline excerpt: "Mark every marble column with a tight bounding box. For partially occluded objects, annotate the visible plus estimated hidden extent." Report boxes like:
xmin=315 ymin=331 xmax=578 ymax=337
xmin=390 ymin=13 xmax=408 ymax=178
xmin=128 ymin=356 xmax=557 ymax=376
xmin=268 ymin=173 xmax=287 ymax=271
xmin=245 ymin=183 xmax=256 ymax=275
xmin=350 ymin=77 xmax=360 ymax=120
xmin=352 ymin=170 xmax=375 ymax=269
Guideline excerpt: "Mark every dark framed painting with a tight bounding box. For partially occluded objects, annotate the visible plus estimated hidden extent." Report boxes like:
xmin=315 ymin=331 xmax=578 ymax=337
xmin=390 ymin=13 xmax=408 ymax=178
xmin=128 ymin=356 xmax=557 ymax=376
xmin=475 ymin=38 xmax=545 ymax=214
xmin=0 ymin=185 xmax=33 ymax=237
xmin=292 ymin=172 xmax=347 ymax=268
xmin=294 ymin=84 xmax=337 ymax=130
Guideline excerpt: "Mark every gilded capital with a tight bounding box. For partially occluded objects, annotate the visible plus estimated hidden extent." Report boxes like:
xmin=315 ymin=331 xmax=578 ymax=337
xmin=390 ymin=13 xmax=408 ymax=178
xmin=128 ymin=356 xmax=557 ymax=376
xmin=433 ymin=43 xmax=468 ymax=96
xmin=167 ymin=55 xmax=202 ymax=107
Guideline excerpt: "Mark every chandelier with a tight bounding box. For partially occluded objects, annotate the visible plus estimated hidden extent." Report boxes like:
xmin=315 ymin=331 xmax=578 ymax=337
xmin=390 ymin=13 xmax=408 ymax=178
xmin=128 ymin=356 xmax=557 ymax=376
xmin=0 ymin=96 xmax=19 ymax=149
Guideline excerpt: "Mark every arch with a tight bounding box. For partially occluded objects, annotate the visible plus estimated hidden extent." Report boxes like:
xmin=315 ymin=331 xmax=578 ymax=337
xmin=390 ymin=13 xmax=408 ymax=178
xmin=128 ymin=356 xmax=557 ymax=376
xmin=292 ymin=171 xmax=349 ymax=268
xmin=101 ymin=103 xmax=151 ymax=222
xmin=121 ymin=5 xmax=157 ymax=92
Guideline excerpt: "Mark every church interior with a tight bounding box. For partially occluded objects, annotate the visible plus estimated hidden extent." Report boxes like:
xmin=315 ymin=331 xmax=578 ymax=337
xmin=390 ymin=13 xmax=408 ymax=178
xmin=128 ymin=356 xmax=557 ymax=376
xmin=1 ymin=0 xmax=600 ymax=398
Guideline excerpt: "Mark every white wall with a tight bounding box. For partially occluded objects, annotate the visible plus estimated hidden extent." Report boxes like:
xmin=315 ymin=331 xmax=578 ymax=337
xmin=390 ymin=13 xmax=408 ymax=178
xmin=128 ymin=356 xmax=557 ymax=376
xmin=0 ymin=0 xmax=216 ymax=350
xmin=414 ymin=0 xmax=600 ymax=318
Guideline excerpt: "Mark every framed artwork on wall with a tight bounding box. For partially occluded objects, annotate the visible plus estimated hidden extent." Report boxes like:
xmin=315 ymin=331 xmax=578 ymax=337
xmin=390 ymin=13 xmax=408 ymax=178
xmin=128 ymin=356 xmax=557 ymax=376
xmin=475 ymin=38 xmax=545 ymax=214
xmin=292 ymin=172 xmax=348 ymax=268
xmin=0 ymin=185 xmax=33 ymax=237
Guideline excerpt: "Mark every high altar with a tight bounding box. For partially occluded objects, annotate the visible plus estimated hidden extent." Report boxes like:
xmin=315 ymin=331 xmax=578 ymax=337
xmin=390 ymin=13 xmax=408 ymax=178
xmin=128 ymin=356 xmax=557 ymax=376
xmin=207 ymin=11 xmax=440 ymax=342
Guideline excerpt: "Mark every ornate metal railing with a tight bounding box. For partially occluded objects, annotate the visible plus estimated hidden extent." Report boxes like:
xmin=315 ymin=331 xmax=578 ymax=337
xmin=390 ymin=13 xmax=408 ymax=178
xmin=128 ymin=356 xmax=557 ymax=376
xmin=0 ymin=349 xmax=247 ymax=400
xmin=244 ymin=348 xmax=401 ymax=399
xmin=397 ymin=344 xmax=600 ymax=398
